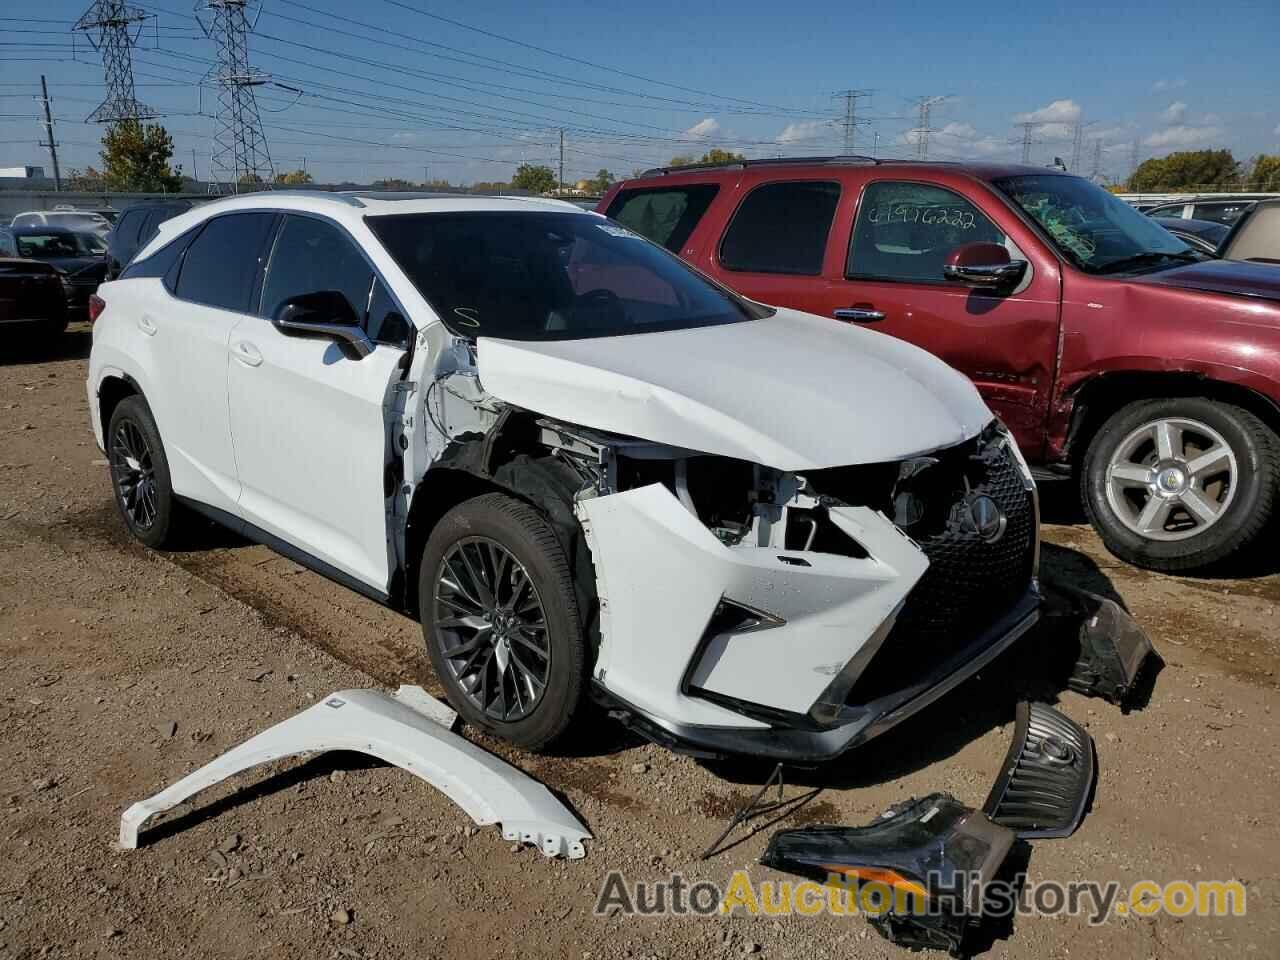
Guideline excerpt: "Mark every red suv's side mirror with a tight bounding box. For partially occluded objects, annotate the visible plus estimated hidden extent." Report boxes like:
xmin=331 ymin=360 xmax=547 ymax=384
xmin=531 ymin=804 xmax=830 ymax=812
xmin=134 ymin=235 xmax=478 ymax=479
xmin=943 ymin=242 xmax=1027 ymax=287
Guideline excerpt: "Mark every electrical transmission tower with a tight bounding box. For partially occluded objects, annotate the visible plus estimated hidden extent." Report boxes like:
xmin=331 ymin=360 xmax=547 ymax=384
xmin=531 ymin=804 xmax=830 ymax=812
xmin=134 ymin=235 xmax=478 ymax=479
xmin=73 ymin=1 xmax=157 ymax=123
xmin=1090 ymin=140 xmax=1103 ymax=181
xmin=832 ymin=89 xmax=871 ymax=153
xmin=1129 ymin=139 xmax=1141 ymax=180
xmin=1014 ymin=122 xmax=1040 ymax=164
xmin=196 ymin=0 xmax=274 ymax=193
xmin=1071 ymin=122 xmax=1084 ymax=172
xmin=910 ymin=96 xmax=946 ymax=160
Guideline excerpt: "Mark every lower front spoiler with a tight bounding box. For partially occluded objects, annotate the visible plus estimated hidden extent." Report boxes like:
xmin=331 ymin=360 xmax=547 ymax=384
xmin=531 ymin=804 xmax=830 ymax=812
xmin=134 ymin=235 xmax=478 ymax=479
xmin=598 ymin=587 xmax=1043 ymax=763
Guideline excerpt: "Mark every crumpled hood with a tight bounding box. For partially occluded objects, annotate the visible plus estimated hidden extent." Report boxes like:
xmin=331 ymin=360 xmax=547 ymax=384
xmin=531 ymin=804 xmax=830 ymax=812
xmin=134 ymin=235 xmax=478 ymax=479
xmin=476 ymin=308 xmax=991 ymax=471
xmin=1135 ymin=259 xmax=1280 ymax=302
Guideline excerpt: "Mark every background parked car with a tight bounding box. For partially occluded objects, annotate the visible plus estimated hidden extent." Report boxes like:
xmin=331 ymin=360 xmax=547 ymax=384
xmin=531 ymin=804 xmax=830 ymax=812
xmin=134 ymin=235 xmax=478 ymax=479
xmin=600 ymin=158 xmax=1280 ymax=573
xmin=1151 ymin=216 xmax=1230 ymax=255
xmin=12 ymin=225 xmax=109 ymax=317
xmin=11 ymin=210 xmax=113 ymax=238
xmin=0 ymin=227 xmax=68 ymax=343
xmin=104 ymin=199 xmax=198 ymax=281
xmin=1145 ymin=195 xmax=1277 ymax=225
xmin=1219 ymin=198 xmax=1280 ymax=265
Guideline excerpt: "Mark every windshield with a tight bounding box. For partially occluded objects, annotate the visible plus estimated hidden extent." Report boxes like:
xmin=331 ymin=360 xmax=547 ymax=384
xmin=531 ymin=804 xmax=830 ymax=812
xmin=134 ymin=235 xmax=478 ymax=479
xmin=16 ymin=233 xmax=82 ymax=258
xmin=367 ymin=211 xmax=764 ymax=340
xmin=994 ymin=174 xmax=1195 ymax=273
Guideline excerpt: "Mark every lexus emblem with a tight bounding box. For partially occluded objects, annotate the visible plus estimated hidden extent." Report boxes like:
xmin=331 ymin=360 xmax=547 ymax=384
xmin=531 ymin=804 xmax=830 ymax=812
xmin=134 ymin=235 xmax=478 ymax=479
xmin=965 ymin=494 xmax=1007 ymax=543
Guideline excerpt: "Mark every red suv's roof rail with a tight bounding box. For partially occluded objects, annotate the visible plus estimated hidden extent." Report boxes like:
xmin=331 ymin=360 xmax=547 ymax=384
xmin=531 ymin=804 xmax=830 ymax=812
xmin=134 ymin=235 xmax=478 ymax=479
xmin=637 ymin=154 xmax=897 ymax=177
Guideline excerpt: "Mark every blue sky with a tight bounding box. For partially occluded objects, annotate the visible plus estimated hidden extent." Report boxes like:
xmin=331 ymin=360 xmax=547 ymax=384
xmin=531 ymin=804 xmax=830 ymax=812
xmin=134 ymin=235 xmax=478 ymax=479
xmin=2 ymin=0 xmax=1277 ymax=185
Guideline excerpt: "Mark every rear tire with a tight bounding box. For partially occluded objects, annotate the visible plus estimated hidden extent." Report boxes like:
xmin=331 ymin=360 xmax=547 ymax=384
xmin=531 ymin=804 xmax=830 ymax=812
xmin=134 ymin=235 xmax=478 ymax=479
xmin=106 ymin=396 xmax=186 ymax=549
xmin=419 ymin=493 xmax=586 ymax=751
xmin=1081 ymin=397 xmax=1278 ymax=572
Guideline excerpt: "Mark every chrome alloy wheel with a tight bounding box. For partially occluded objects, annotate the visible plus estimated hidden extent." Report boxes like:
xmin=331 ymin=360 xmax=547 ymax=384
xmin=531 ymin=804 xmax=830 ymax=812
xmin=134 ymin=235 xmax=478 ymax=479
xmin=110 ymin=420 xmax=158 ymax=531
xmin=1104 ymin=417 xmax=1238 ymax=542
xmin=432 ymin=536 xmax=551 ymax=721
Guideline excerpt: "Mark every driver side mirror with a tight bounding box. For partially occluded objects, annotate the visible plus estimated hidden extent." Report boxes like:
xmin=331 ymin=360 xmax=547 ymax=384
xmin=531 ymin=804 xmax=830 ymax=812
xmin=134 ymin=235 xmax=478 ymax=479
xmin=272 ymin=290 xmax=373 ymax=358
xmin=943 ymin=242 xmax=1027 ymax=288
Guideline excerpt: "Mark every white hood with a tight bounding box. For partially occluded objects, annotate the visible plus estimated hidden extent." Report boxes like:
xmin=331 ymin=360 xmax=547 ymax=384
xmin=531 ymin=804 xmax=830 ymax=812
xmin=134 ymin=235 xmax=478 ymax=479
xmin=475 ymin=308 xmax=991 ymax=470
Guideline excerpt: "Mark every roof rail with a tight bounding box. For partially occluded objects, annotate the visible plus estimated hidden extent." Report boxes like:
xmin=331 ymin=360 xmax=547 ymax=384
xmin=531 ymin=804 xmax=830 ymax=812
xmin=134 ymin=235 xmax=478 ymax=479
xmin=637 ymin=154 xmax=882 ymax=177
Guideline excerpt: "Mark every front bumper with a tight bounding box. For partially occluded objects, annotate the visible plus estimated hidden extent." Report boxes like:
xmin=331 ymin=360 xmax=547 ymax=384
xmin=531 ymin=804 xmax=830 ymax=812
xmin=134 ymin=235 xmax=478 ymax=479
xmin=595 ymin=585 xmax=1040 ymax=762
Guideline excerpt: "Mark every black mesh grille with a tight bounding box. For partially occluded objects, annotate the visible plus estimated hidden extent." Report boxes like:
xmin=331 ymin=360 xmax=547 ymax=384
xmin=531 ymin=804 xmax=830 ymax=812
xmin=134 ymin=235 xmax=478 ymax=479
xmin=848 ymin=435 xmax=1035 ymax=703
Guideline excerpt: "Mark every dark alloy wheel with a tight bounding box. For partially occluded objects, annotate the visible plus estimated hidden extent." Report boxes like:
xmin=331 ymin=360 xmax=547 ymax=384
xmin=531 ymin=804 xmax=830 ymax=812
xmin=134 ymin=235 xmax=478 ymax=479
xmin=105 ymin=396 xmax=185 ymax=549
xmin=433 ymin=536 xmax=552 ymax=722
xmin=420 ymin=493 xmax=587 ymax=751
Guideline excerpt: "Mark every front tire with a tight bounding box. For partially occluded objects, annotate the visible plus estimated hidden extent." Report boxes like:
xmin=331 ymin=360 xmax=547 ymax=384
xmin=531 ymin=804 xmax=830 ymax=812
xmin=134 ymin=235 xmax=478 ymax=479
xmin=419 ymin=493 xmax=587 ymax=751
xmin=106 ymin=396 xmax=186 ymax=549
xmin=1081 ymin=397 xmax=1278 ymax=572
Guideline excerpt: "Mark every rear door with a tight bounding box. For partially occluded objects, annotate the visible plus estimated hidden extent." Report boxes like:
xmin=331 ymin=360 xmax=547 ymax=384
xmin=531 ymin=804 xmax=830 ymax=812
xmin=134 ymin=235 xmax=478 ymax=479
xmin=226 ymin=213 xmax=408 ymax=593
xmin=149 ymin=211 xmax=278 ymax=512
xmin=821 ymin=177 xmax=1063 ymax=457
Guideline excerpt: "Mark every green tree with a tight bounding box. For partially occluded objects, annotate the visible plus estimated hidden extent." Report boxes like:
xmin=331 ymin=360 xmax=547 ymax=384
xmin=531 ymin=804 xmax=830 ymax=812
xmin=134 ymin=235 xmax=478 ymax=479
xmin=668 ymin=148 xmax=746 ymax=168
xmin=373 ymin=177 xmax=415 ymax=190
xmin=275 ymin=168 xmax=313 ymax=185
xmin=1128 ymin=149 xmax=1240 ymax=191
xmin=99 ymin=120 xmax=183 ymax=192
xmin=511 ymin=163 xmax=557 ymax=193
xmin=1248 ymin=154 xmax=1280 ymax=191
xmin=65 ymin=167 xmax=105 ymax=191
xmin=590 ymin=168 xmax=614 ymax=193
xmin=237 ymin=173 xmax=265 ymax=187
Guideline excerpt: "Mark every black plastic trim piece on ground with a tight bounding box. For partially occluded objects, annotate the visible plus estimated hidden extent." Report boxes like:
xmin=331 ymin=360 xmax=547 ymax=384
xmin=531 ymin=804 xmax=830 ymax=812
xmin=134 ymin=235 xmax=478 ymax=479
xmin=983 ymin=701 xmax=1096 ymax=839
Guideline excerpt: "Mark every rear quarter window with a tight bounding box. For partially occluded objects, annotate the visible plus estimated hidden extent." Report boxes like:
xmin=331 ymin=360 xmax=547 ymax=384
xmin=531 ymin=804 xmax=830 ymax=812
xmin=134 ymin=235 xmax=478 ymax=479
xmin=718 ymin=180 xmax=841 ymax=275
xmin=604 ymin=184 xmax=719 ymax=252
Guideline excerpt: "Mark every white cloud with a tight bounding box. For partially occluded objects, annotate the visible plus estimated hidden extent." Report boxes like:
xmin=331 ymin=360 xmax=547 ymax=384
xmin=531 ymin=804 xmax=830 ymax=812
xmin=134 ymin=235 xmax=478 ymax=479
xmin=938 ymin=122 xmax=977 ymax=139
xmin=1014 ymin=99 xmax=1082 ymax=125
xmin=1153 ymin=78 xmax=1187 ymax=92
xmin=684 ymin=117 xmax=720 ymax=138
xmin=775 ymin=119 xmax=831 ymax=144
xmin=1143 ymin=125 xmax=1224 ymax=149
xmin=1161 ymin=101 xmax=1188 ymax=123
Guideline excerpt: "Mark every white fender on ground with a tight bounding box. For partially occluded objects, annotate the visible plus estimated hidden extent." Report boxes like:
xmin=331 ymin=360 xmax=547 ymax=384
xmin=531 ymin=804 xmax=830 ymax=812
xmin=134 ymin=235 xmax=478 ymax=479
xmin=118 ymin=686 xmax=590 ymax=859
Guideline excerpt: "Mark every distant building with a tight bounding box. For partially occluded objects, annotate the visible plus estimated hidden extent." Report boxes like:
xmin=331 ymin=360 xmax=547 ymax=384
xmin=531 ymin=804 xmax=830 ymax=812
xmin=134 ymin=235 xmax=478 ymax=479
xmin=0 ymin=165 xmax=45 ymax=179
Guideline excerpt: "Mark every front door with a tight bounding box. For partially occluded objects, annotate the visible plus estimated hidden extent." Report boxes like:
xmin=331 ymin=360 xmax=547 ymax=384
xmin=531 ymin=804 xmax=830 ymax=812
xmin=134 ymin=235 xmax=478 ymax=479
xmin=825 ymin=179 xmax=1062 ymax=457
xmin=226 ymin=213 xmax=407 ymax=593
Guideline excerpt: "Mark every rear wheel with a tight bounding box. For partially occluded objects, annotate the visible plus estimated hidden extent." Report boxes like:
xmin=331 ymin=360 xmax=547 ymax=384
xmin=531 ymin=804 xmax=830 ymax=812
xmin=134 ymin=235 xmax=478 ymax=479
xmin=419 ymin=493 xmax=586 ymax=751
xmin=1081 ymin=397 xmax=1278 ymax=571
xmin=106 ymin=396 xmax=186 ymax=549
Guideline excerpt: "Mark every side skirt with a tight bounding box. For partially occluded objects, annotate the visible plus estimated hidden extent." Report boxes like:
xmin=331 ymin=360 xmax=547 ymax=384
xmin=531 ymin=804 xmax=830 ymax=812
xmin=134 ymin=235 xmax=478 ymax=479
xmin=177 ymin=496 xmax=393 ymax=607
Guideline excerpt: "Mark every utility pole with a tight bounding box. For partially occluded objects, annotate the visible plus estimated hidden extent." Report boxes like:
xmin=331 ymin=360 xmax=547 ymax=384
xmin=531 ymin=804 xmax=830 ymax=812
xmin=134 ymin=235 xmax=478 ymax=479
xmin=911 ymin=96 xmax=946 ymax=160
xmin=832 ymin=89 xmax=871 ymax=153
xmin=196 ymin=0 xmax=274 ymax=194
xmin=74 ymin=1 xmax=156 ymax=123
xmin=558 ymin=129 xmax=565 ymax=195
xmin=191 ymin=147 xmax=198 ymax=183
xmin=38 ymin=76 xmax=62 ymax=192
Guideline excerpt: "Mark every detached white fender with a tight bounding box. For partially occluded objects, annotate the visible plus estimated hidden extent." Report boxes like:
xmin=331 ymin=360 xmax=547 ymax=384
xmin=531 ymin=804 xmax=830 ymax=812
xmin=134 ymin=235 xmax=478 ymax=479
xmin=119 ymin=686 xmax=590 ymax=860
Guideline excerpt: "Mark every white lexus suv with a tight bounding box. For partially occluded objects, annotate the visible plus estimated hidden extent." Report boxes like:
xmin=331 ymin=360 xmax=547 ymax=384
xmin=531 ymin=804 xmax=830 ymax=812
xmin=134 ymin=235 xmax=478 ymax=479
xmin=87 ymin=191 xmax=1040 ymax=760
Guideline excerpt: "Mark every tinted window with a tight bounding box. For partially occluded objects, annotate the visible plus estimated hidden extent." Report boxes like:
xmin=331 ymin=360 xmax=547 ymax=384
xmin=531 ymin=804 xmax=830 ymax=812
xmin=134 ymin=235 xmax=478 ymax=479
xmin=605 ymin=184 xmax=719 ymax=252
xmin=848 ymin=181 xmax=1006 ymax=283
xmin=0 ymin=228 xmax=15 ymax=257
xmin=261 ymin=215 xmax=374 ymax=322
xmin=174 ymin=213 xmax=276 ymax=312
xmin=1147 ymin=204 xmax=1186 ymax=219
xmin=112 ymin=209 xmax=147 ymax=249
xmin=1190 ymin=201 xmax=1252 ymax=225
xmin=366 ymin=278 xmax=410 ymax=346
xmin=12 ymin=214 xmax=40 ymax=228
xmin=119 ymin=227 xmax=197 ymax=286
xmin=368 ymin=211 xmax=761 ymax=341
xmin=15 ymin=233 xmax=80 ymax=258
xmin=719 ymin=181 xmax=840 ymax=275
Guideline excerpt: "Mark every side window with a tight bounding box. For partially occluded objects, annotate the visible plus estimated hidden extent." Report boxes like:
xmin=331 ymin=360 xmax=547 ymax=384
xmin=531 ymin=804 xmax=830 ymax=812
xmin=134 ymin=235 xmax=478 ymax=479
xmin=366 ymin=278 xmax=410 ymax=346
xmin=174 ymin=213 xmax=277 ymax=313
xmin=847 ymin=181 xmax=1006 ymax=283
xmin=112 ymin=210 xmax=145 ymax=250
xmin=12 ymin=214 xmax=38 ymax=228
xmin=719 ymin=181 xmax=841 ymax=275
xmin=605 ymin=184 xmax=719 ymax=252
xmin=1191 ymin=202 xmax=1250 ymax=225
xmin=260 ymin=215 xmax=374 ymax=323
xmin=119 ymin=227 xmax=197 ymax=287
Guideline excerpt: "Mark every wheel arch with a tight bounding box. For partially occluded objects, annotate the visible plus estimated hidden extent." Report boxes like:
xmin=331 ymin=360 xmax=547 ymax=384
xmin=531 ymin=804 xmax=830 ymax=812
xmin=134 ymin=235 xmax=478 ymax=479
xmin=97 ymin=371 xmax=145 ymax=439
xmin=1063 ymin=369 xmax=1280 ymax=471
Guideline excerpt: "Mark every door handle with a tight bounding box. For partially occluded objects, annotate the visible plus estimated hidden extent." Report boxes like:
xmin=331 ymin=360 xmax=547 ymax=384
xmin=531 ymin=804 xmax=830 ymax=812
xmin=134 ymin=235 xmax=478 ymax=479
xmin=137 ymin=314 xmax=157 ymax=336
xmin=232 ymin=340 xmax=263 ymax=367
xmin=834 ymin=306 xmax=886 ymax=323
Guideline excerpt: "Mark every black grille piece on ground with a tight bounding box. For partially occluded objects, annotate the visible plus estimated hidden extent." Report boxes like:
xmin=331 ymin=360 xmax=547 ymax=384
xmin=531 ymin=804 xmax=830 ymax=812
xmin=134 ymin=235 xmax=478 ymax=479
xmin=983 ymin=701 xmax=1096 ymax=838
xmin=845 ymin=435 xmax=1036 ymax=704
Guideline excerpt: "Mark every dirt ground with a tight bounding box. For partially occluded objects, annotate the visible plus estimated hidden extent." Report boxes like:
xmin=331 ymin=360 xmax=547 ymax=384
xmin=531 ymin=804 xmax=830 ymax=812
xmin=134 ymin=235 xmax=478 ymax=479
xmin=1 ymin=325 xmax=1278 ymax=960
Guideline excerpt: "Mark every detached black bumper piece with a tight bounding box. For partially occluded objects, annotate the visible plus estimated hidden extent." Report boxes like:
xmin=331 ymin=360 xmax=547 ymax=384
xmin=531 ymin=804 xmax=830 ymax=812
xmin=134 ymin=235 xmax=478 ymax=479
xmin=761 ymin=793 xmax=1015 ymax=958
xmin=983 ymin=701 xmax=1095 ymax=839
xmin=1042 ymin=579 xmax=1156 ymax=708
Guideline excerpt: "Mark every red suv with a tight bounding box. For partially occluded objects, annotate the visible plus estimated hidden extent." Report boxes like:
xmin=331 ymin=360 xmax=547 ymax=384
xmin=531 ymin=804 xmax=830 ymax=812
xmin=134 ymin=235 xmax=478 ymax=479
xmin=599 ymin=158 xmax=1280 ymax=572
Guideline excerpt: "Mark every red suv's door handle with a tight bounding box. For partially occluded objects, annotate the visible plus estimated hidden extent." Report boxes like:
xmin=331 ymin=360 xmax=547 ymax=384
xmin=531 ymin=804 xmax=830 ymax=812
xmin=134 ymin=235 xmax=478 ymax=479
xmin=834 ymin=305 xmax=885 ymax=323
